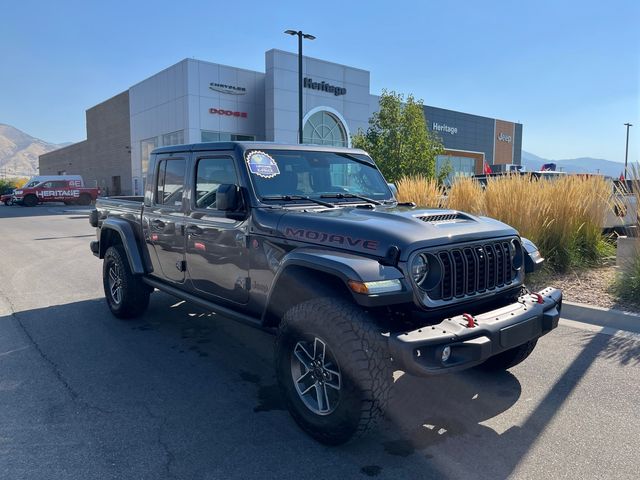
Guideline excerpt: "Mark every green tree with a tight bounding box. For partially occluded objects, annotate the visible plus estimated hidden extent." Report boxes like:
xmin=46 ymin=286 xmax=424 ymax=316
xmin=352 ymin=90 xmax=444 ymax=183
xmin=0 ymin=177 xmax=26 ymax=195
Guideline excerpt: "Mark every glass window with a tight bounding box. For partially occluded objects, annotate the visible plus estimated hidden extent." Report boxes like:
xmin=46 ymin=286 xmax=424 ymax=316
xmin=141 ymin=137 xmax=158 ymax=175
xmin=162 ymin=130 xmax=184 ymax=147
xmin=248 ymin=150 xmax=393 ymax=202
xmin=303 ymin=111 xmax=347 ymax=147
xmin=201 ymin=131 xmax=255 ymax=142
xmin=437 ymin=155 xmax=477 ymax=183
xmin=155 ymin=159 xmax=186 ymax=206
xmin=194 ymin=157 xmax=238 ymax=209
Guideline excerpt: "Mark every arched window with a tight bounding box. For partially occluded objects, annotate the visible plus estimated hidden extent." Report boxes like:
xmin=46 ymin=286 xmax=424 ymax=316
xmin=303 ymin=110 xmax=348 ymax=147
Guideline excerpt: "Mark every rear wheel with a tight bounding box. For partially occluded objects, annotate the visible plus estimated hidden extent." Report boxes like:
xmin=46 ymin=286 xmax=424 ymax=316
xmin=275 ymin=297 xmax=393 ymax=445
xmin=23 ymin=195 xmax=38 ymax=207
xmin=478 ymin=339 xmax=538 ymax=371
xmin=3 ymin=200 xmax=9 ymax=206
xmin=78 ymin=193 xmax=92 ymax=205
xmin=103 ymin=245 xmax=151 ymax=318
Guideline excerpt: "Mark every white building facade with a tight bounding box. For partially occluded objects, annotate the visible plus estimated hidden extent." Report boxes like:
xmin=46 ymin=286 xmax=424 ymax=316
xmin=41 ymin=49 xmax=522 ymax=195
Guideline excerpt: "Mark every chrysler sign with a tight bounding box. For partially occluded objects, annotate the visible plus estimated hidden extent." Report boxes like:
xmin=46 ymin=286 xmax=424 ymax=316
xmin=303 ymin=77 xmax=347 ymax=96
xmin=209 ymin=82 xmax=246 ymax=95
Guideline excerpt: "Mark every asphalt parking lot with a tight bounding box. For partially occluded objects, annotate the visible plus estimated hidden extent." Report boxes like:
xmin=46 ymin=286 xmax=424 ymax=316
xmin=1 ymin=204 xmax=639 ymax=480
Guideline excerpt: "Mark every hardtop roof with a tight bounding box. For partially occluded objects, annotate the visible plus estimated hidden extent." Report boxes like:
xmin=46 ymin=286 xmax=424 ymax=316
xmin=151 ymin=141 xmax=369 ymax=156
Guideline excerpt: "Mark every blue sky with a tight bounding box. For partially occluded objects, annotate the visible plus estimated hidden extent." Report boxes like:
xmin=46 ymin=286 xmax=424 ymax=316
xmin=1 ymin=0 xmax=638 ymax=162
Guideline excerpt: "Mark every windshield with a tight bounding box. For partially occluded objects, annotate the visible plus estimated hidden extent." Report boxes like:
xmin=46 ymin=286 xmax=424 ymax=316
xmin=246 ymin=150 xmax=393 ymax=203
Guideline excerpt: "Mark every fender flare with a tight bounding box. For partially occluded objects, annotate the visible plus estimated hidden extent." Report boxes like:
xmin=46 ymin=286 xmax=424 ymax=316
xmin=99 ymin=218 xmax=146 ymax=275
xmin=261 ymin=247 xmax=409 ymax=324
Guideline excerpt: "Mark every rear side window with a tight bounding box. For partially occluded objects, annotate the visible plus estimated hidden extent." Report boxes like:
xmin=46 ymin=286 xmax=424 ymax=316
xmin=194 ymin=157 xmax=238 ymax=209
xmin=155 ymin=159 xmax=186 ymax=206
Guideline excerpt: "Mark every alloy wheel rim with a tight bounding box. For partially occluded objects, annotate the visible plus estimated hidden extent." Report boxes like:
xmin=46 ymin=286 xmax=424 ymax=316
xmin=290 ymin=336 xmax=341 ymax=415
xmin=108 ymin=263 xmax=123 ymax=305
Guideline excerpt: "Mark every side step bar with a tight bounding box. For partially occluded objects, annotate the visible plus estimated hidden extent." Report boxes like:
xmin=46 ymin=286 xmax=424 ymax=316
xmin=142 ymin=277 xmax=275 ymax=334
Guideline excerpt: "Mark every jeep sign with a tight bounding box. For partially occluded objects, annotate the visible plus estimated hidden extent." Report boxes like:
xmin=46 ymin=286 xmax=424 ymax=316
xmin=498 ymin=132 xmax=512 ymax=143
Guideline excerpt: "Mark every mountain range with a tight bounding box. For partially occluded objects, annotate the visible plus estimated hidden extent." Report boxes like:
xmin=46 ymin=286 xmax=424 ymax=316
xmin=521 ymin=151 xmax=627 ymax=178
xmin=0 ymin=123 xmax=70 ymax=177
xmin=0 ymin=123 xmax=630 ymax=179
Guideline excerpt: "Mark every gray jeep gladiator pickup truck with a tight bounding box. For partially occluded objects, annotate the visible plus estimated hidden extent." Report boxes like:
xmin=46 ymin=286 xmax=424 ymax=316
xmin=89 ymin=142 xmax=562 ymax=444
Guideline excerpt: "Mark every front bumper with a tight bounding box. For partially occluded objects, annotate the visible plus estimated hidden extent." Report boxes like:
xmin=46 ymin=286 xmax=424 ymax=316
xmin=389 ymin=287 xmax=562 ymax=376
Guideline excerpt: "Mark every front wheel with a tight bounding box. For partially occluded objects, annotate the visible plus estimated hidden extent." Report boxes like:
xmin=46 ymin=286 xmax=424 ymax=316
xmin=103 ymin=245 xmax=151 ymax=318
xmin=23 ymin=195 xmax=38 ymax=207
xmin=275 ymin=298 xmax=393 ymax=445
xmin=478 ymin=339 xmax=538 ymax=371
xmin=78 ymin=193 xmax=92 ymax=205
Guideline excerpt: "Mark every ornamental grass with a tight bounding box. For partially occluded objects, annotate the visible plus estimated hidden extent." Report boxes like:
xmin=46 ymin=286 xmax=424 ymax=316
xmin=398 ymin=174 xmax=615 ymax=271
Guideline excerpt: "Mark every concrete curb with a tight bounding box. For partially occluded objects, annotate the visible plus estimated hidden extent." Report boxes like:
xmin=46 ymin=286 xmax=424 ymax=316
xmin=561 ymin=301 xmax=640 ymax=334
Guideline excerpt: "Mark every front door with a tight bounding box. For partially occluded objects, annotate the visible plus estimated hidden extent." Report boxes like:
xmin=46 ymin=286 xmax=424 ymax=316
xmin=146 ymin=156 xmax=187 ymax=284
xmin=185 ymin=154 xmax=249 ymax=304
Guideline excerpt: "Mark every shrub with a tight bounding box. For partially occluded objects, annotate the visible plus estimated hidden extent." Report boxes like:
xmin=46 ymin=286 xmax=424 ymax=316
xmin=615 ymin=252 xmax=640 ymax=305
xmin=0 ymin=177 xmax=27 ymax=195
xmin=614 ymin=163 xmax=640 ymax=304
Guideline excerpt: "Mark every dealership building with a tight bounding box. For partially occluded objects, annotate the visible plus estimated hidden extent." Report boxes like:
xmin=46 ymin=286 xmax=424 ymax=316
xmin=40 ymin=49 xmax=522 ymax=195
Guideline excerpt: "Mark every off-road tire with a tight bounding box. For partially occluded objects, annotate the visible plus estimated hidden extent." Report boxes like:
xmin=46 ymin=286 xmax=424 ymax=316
xmin=103 ymin=245 xmax=151 ymax=319
xmin=275 ymin=297 xmax=393 ymax=445
xmin=23 ymin=194 xmax=38 ymax=207
xmin=478 ymin=339 xmax=538 ymax=371
xmin=78 ymin=193 xmax=92 ymax=206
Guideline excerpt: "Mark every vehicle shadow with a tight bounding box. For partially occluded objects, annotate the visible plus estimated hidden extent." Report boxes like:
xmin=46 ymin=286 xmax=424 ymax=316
xmin=0 ymin=203 xmax=93 ymax=220
xmin=2 ymin=293 xmax=633 ymax=479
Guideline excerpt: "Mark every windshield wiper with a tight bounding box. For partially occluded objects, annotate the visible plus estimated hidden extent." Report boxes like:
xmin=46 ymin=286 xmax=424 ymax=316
xmin=261 ymin=195 xmax=336 ymax=208
xmin=320 ymin=193 xmax=383 ymax=205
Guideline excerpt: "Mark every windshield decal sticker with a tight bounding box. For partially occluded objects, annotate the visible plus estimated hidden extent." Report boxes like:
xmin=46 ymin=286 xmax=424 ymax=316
xmin=246 ymin=151 xmax=280 ymax=178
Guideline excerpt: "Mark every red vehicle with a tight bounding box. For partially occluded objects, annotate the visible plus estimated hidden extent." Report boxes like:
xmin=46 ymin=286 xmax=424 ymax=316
xmin=13 ymin=179 xmax=100 ymax=207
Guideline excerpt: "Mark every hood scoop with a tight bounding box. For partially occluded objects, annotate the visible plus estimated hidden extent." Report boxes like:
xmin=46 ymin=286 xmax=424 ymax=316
xmin=415 ymin=211 xmax=472 ymax=224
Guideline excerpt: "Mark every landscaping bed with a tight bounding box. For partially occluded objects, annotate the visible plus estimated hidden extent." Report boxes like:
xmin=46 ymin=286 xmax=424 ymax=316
xmin=527 ymin=264 xmax=640 ymax=314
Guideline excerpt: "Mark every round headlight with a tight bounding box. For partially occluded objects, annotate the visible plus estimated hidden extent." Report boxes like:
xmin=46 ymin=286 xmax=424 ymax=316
xmin=411 ymin=254 xmax=429 ymax=284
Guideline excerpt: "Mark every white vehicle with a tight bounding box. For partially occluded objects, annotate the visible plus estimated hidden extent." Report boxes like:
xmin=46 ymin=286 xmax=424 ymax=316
xmin=21 ymin=175 xmax=84 ymax=189
xmin=605 ymin=180 xmax=639 ymax=233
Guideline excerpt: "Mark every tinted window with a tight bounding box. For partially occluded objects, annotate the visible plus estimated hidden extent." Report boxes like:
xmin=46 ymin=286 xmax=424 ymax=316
xmin=194 ymin=157 xmax=238 ymax=209
xmin=155 ymin=159 xmax=186 ymax=206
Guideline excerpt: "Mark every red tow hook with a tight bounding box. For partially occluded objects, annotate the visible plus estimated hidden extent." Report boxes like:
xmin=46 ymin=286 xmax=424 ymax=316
xmin=462 ymin=313 xmax=475 ymax=328
xmin=531 ymin=293 xmax=544 ymax=304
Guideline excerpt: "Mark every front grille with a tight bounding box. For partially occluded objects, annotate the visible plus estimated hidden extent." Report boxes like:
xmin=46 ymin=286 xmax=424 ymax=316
xmin=427 ymin=240 xmax=516 ymax=301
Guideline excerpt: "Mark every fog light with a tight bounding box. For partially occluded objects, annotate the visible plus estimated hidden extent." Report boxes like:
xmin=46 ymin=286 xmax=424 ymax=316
xmin=441 ymin=346 xmax=451 ymax=363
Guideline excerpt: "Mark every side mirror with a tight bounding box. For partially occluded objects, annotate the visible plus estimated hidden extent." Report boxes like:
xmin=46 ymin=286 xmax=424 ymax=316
xmin=216 ymin=184 xmax=239 ymax=211
xmin=387 ymin=183 xmax=398 ymax=197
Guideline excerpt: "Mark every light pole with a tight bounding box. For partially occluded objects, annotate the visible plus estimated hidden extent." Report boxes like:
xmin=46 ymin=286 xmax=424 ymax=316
xmin=624 ymin=122 xmax=632 ymax=180
xmin=285 ymin=29 xmax=316 ymax=143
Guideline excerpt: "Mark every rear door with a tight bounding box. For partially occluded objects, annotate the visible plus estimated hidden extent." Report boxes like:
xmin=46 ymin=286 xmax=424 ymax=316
xmin=145 ymin=155 xmax=187 ymax=283
xmin=184 ymin=153 xmax=249 ymax=304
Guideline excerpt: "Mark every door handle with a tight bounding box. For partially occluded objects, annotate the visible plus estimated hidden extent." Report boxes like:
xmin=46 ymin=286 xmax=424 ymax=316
xmin=151 ymin=219 xmax=165 ymax=229
xmin=186 ymin=225 xmax=203 ymax=235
